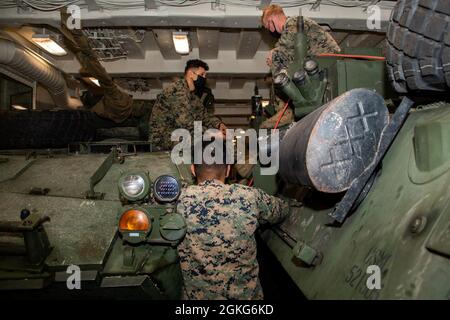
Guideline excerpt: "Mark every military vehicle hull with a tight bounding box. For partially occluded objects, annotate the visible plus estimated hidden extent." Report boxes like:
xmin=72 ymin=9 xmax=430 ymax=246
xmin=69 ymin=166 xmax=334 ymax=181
xmin=0 ymin=148 xmax=191 ymax=299
xmin=259 ymin=102 xmax=450 ymax=299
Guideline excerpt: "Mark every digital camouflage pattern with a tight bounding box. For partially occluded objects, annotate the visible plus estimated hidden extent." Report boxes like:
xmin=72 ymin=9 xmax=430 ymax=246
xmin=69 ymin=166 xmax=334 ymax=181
xmin=271 ymin=16 xmax=341 ymax=74
xmin=176 ymin=179 xmax=289 ymax=300
xmin=149 ymin=79 xmax=222 ymax=150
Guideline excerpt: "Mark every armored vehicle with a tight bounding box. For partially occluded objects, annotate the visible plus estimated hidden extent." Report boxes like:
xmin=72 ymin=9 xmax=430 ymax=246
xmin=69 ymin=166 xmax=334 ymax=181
xmin=0 ymin=0 xmax=449 ymax=299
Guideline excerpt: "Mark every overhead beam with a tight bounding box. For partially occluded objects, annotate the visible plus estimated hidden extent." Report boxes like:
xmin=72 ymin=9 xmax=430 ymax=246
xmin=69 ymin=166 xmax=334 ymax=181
xmin=147 ymin=78 xmax=163 ymax=90
xmin=144 ymin=0 xmax=158 ymax=10
xmin=236 ymin=31 xmax=262 ymax=59
xmin=340 ymin=32 xmax=385 ymax=47
xmin=0 ymin=2 xmax=395 ymax=32
xmin=215 ymin=104 xmax=252 ymax=116
xmin=197 ymin=29 xmax=220 ymax=59
xmin=122 ymin=29 xmax=146 ymax=59
xmin=229 ymin=77 xmax=248 ymax=89
xmin=56 ymin=49 xmax=270 ymax=76
xmin=330 ymin=31 xmax=349 ymax=45
xmin=206 ymin=77 xmax=217 ymax=89
xmin=85 ymin=0 xmax=101 ymax=12
xmin=128 ymin=88 xmax=270 ymax=101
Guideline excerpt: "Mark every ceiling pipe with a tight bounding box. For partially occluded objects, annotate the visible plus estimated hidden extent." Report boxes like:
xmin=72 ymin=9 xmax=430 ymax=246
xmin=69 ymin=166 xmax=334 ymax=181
xmin=0 ymin=38 xmax=82 ymax=109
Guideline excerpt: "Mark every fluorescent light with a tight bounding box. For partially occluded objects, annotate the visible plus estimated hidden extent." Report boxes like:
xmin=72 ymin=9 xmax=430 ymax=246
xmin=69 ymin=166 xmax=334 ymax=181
xmin=89 ymin=77 xmax=101 ymax=87
xmin=172 ymin=31 xmax=190 ymax=55
xmin=32 ymin=33 xmax=67 ymax=56
xmin=12 ymin=105 xmax=27 ymax=110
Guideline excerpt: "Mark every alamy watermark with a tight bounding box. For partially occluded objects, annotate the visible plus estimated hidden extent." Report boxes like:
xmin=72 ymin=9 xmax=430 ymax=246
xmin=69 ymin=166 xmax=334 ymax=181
xmin=366 ymin=265 xmax=381 ymax=290
xmin=366 ymin=5 xmax=381 ymax=31
xmin=170 ymin=121 xmax=280 ymax=175
xmin=66 ymin=5 xmax=81 ymax=30
xmin=66 ymin=264 xmax=81 ymax=290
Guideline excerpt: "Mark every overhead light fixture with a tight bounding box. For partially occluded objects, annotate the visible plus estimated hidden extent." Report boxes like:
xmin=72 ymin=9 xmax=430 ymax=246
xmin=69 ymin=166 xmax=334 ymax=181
xmin=32 ymin=32 xmax=67 ymax=56
xmin=88 ymin=77 xmax=101 ymax=87
xmin=172 ymin=31 xmax=190 ymax=55
xmin=12 ymin=105 xmax=27 ymax=111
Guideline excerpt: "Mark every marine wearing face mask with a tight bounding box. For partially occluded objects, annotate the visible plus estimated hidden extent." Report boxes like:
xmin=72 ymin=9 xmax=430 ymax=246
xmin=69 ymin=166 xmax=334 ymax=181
xmin=261 ymin=5 xmax=341 ymax=75
xmin=149 ymin=59 xmax=227 ymax=151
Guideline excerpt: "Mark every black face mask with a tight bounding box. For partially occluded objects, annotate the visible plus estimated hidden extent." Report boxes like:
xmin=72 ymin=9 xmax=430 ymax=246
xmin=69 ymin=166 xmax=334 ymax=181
xmin=194 ymin=75 xmax=206 ymax=95
xmin=270 ymin=30 xmax=281 ymax=39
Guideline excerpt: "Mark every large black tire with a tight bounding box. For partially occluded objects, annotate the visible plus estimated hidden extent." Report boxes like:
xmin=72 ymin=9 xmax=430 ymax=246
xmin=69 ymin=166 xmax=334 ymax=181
xmin=386 ymin=0 xmax=450 ymax=93
xmin=0 ymin=110 xmax=98 ymax=149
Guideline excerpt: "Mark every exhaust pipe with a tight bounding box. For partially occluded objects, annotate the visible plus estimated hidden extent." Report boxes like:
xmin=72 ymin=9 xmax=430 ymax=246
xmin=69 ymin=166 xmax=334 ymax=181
xmin=0 ymin=38 xmax=81 ymax=109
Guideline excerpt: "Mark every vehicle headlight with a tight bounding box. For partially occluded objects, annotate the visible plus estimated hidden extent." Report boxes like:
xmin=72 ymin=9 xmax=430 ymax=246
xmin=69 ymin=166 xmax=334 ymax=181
xmin=118 ymin=208 xmax=152 ymax=244
xmin=118 ymin=172 xmax=150 ymax=201
xmin=153 ymin=175 xmax=181 ymax=203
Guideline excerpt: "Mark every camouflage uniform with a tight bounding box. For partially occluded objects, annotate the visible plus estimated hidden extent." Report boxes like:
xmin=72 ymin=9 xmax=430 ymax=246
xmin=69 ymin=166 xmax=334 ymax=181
xmin=176 ymin=179 xmax=289 ymax=300
xmin=148 ymin=79 xmax=222 ymax=150
xmin=271 ymin=16 xmax=341 ymax=74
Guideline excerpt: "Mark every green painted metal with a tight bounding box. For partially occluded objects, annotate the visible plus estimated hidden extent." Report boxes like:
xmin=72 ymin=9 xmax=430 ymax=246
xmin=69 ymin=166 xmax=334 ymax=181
xmin=0 ymin=150 xmax=187 ymax=298
xmin=275 ymin=26 xmax=328 ymax=119
xmin=259 ymin=102 xmax=450 ymax=299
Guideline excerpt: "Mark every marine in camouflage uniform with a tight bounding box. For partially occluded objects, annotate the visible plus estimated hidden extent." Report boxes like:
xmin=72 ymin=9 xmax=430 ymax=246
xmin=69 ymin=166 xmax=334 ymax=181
xmin=148 ymin=78 xmax=223 ymax=151
xmin=177 ymin=179 xmax=289 ymax=299
xmin=270 ymin=16 xmax=341 ymax=75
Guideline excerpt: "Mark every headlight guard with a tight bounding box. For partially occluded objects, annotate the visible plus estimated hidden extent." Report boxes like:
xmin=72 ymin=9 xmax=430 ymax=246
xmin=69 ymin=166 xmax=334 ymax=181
xmin=118 ymin=171 xmax=150 ymax=202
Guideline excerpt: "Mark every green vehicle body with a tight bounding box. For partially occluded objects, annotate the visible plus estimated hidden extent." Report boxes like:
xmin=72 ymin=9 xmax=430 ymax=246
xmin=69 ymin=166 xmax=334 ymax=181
xmin=254 ymin=23 xmax=450 ymax=299
xmin=258 ymin=102 xmax=450 ymax=299
xmin=0 ymin=148 xmax=191 ymax=298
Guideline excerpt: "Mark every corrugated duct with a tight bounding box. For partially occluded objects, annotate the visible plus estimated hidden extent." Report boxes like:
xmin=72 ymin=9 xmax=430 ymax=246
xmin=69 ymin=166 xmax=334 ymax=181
xmin=0 ymin=38 xmax=82 ymax=109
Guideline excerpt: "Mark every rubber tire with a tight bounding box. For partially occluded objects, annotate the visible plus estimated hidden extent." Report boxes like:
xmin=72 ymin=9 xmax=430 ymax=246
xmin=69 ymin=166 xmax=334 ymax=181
xmin=0 ymin=110 xmax=99 ymax=149
xmin=386 ymin=0 xmax=450 ymax=93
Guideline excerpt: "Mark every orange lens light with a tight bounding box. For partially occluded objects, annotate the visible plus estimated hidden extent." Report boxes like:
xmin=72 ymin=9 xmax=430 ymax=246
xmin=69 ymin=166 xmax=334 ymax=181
xmin=119 ymin=209 xmax=150 ymax=231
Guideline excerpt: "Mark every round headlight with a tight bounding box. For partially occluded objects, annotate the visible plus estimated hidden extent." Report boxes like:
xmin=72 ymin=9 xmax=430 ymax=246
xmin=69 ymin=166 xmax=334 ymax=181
xmin=153 ymin=175 xmax=181 ymax=203
xmin=123 ymin=175 xmax=145 ymax=197
xmin=118 ymin=172 xmax=150 ymax=201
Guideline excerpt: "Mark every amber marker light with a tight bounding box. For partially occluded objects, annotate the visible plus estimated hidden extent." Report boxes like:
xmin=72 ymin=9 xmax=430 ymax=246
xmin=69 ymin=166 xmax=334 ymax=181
xmin=119 ymin=209 xmax=150 ymax=231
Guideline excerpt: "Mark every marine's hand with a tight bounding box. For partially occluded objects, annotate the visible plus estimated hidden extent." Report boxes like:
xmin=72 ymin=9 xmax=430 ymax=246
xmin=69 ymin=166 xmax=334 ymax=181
xmin=218 ymin=123 xmax=227 ymax=137
xmin=266 ymin=49 xmax=275 ymax=67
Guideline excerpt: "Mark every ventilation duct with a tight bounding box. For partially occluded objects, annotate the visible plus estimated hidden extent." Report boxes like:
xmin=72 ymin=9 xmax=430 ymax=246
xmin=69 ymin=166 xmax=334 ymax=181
xmin=0 ymin=38 xmax=82 ymax=109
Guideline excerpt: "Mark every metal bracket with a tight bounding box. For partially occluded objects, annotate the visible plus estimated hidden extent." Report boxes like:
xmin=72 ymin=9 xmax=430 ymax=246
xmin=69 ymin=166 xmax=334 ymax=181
xmin=85 ymin=147 xmax=122 ymax=200
xmin=211 ymin=0 xmax=225 ymax=11
xmin=144 ymin=0 xmax=158 ymax=10
xmin=292 ymin=241 xmax=322 ymax=267
xmin=330 ymin=96 xmax=414 ymax=223
xmin=123 ymin=245 xmax=136 ymax=267
xmin=15 ymin=0 xmax=33 ymax=14
xmin=0 ymin=212 xmax=52 ymax=266
xmin=311 ymin=0 xmax=322 ymax=11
